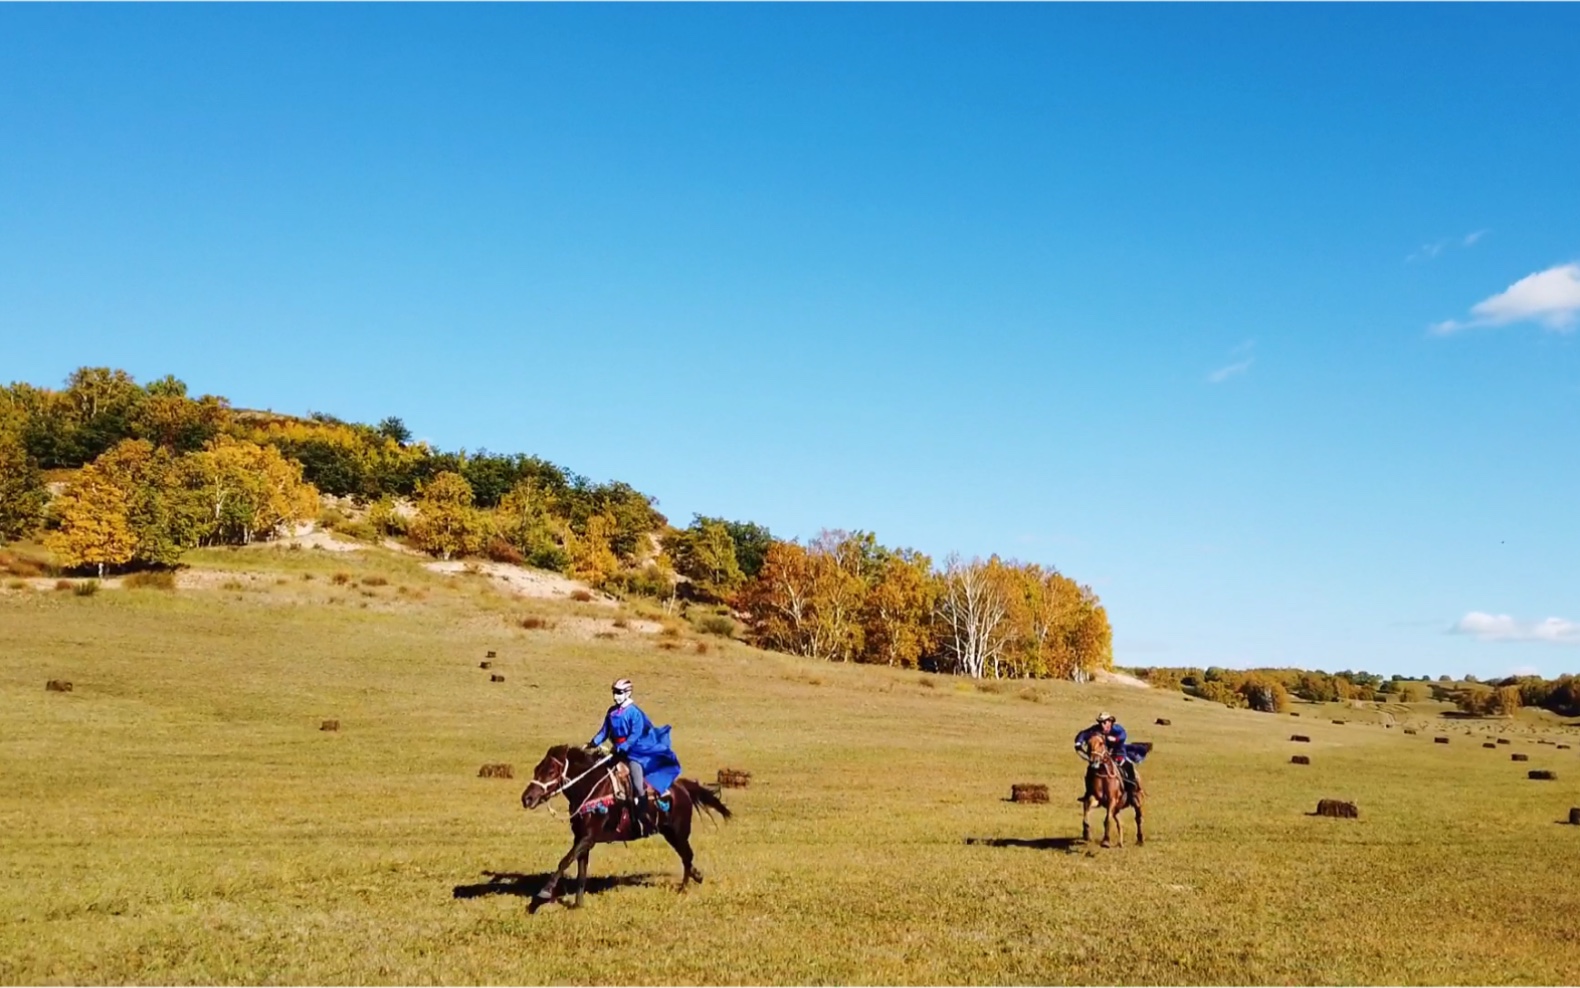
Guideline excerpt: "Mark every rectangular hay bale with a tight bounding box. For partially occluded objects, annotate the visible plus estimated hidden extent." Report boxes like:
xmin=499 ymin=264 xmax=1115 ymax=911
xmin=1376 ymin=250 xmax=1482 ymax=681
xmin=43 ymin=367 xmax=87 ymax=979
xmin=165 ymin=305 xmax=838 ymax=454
xmin=1010 ymin=783 xmax=1049 ymax=804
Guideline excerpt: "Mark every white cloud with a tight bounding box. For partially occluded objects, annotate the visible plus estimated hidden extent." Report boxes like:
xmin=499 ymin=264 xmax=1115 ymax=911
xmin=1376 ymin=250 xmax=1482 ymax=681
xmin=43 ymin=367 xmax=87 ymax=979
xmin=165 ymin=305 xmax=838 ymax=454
xmin=1207 ymin=341 xmax=1254 ymax=384
xmin=1451 ymin=611 xmax=1580 ymax=645
xmin=1408 ymin=230 xmax=1487 ymax=262
xmin=1432 ymin=263 xmax=1580 ymax=335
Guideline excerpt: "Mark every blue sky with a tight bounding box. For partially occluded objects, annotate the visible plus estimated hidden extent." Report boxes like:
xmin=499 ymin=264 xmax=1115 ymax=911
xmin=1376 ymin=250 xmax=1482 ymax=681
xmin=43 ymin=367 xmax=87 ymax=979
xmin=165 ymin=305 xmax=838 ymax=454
xmin=3 ymin=5 xmax=1577 ymax=679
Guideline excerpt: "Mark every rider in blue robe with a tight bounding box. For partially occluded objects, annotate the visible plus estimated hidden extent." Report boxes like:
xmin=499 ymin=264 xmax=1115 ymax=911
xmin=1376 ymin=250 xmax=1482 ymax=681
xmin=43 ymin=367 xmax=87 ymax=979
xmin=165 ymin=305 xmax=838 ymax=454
xmin=589 ymin=678 xmax=681 ymax=832
xmin=1074 ymin=711 xmax=1145 ymax=794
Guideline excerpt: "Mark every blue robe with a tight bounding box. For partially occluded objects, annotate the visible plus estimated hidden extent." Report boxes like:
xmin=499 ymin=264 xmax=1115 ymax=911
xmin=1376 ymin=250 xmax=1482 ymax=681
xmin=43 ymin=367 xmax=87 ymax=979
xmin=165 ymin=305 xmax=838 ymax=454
xmin=1074 ymin=722 xmax=1148 ymax=764
xmin=591 ymin=702 xmax=682 ymax=794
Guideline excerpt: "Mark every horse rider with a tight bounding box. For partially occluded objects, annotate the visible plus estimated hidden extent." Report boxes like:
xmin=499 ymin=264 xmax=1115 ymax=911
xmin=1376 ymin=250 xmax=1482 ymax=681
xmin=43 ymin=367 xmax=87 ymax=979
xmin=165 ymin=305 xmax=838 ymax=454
xmin=1074 ymin=710 xmax=1143 ymax=797
xmin=588 ymin=677 xmax=681 ymax=836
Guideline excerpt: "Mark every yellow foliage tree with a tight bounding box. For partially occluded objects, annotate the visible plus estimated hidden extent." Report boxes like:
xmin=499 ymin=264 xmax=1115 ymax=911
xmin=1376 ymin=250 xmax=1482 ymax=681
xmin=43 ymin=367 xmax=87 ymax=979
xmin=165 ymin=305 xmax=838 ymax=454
xmin=567 ymin=511 xmax=621 ymax=587
xmin=46 ymin=463 xmax=136 ymax=577
xmin=409 ymin=471 xmax=489 ymax=560
xmin=185 ymin=436 xmax=320 ymax=544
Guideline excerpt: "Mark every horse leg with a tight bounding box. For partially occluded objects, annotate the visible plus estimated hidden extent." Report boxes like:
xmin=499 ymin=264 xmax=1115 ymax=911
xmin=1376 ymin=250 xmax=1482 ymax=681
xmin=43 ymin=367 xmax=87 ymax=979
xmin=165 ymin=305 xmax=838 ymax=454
xmin=572 ymin=848 xmax=591 ymax=909
xmin=1110 ymin=797 xmax=1124 ymax=848
xmin=1133 ymin=797 xmax=1144 ymax=846
xmin=534 ymin=830 xmax=595 ymax=911
xmin=660 ymin=824 xmax=701 ymax=890
xmin=1081 ymin=797 xmax=1093 ymax=842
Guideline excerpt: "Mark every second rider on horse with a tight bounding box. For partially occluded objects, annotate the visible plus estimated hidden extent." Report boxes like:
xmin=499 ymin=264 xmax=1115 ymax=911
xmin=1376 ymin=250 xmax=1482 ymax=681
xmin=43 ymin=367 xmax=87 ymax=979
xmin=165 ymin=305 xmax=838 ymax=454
xmin=588 ymin=677 xmax=682 ymax=836
xmin=1074 ymin=710 xmax=1146 ymax=797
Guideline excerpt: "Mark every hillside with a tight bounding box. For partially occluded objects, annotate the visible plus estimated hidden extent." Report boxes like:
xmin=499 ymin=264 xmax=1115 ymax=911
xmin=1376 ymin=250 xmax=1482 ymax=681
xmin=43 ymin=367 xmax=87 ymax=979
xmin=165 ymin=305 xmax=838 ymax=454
xmin=3 ymin=542 xmax=1579 ymax=984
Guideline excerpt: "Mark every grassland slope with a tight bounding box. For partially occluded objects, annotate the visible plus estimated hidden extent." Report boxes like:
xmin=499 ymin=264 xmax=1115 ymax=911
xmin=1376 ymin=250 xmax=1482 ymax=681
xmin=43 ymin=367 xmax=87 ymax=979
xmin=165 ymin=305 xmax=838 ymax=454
xmin=2 ymin=545 xmax=1579 ymax=985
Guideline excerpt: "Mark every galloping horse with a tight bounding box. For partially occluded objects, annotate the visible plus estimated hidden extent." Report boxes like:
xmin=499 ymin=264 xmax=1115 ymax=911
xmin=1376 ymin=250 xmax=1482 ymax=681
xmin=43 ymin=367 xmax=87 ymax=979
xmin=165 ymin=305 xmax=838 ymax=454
xmin=520 ymin=744 xmax=732 ymax=910
xmin=1080 ymin=733 xmax=1144 ymax=847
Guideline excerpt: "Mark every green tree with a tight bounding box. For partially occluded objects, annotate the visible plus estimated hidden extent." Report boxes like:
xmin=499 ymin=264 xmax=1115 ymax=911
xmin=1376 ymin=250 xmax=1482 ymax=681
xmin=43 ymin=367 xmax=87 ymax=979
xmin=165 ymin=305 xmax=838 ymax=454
xmin=0 ymin=428 xmax=48 ymax=543
xmin=668 ymin=516 xmax=745 ymax=600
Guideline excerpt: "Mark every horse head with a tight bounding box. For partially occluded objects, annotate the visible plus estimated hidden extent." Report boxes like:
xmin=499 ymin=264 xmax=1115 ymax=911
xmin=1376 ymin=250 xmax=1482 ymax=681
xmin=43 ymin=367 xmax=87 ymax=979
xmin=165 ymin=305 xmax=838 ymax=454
xmin=521 ymin=745 xmax=573 ymax=810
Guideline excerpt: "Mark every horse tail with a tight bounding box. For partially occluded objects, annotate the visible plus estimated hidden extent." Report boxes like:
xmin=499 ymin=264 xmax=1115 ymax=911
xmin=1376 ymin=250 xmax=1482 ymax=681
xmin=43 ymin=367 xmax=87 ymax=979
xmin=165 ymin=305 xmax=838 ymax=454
xmin=678 ymin=778 xmax=733 ymax=822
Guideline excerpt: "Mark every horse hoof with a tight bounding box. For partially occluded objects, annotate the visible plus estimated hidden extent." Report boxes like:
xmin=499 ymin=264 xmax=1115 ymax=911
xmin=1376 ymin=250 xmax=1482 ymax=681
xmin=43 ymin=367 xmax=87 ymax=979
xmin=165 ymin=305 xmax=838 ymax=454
xmin=691 ymin=869 xmax=704 ymax=884
xmin=1100 ymin=840 xmax=1112 ymax=848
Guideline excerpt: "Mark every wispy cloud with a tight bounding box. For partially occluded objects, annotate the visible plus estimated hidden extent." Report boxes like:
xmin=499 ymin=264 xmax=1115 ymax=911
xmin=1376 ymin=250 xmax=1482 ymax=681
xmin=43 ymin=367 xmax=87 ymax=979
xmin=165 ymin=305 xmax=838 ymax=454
xmin=1206 ymin=340 xmax=1254 ymax=384
xmin=1408 ymin=229 xmax=1489 ymax=263
xmin=1450 ymin=611 xmax=1580 ymax=645
xmin=1431 ymin=263 xmax=1580 ymax=335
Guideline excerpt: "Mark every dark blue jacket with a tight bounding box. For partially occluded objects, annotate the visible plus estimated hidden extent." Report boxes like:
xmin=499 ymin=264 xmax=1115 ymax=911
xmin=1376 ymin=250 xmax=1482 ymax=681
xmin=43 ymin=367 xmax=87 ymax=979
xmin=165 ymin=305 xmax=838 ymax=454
xmin=1075 ymin=722 xmax=1147 ymax=763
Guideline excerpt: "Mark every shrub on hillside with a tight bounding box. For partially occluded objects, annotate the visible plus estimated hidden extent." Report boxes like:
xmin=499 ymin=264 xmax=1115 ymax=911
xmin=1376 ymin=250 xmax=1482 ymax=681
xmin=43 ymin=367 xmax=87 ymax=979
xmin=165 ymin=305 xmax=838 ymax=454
xmin=695 ymin=613 xmax=737 ymax=638
xmin=485 ymin=538 xmax=525 ymax=566
xmin=123 ymin=570 xmax=176 ymax=591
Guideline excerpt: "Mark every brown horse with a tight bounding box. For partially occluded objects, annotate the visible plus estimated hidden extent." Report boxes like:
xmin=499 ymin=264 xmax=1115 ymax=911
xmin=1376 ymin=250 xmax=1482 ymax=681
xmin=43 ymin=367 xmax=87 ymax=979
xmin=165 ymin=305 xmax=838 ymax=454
xmin=1080 ymin=733 xmax=1144 ymax=847
xmin=520 ymin=744 xmax=732 ymax=910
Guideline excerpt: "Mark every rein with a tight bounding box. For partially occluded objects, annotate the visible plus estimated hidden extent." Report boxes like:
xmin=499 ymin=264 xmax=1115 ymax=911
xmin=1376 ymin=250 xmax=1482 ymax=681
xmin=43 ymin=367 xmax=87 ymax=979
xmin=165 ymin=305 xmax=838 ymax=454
xmin=526 ymin=752 xmax=615 ymax=807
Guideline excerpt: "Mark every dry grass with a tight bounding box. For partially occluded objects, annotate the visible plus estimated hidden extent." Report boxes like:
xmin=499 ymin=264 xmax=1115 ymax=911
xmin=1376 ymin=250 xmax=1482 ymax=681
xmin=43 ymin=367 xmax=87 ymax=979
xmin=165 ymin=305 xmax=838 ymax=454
xmin=2 ymin=550 xmax=1580 ymax=984
xmin=123 ymin=571 xmax=177 ymax=591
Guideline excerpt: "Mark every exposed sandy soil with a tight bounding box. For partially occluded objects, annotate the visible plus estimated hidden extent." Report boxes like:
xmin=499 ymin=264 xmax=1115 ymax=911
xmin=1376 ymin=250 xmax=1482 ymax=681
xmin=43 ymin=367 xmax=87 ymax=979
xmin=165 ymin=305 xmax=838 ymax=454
xmin=1095 ymin=669 xmax=1151 ymax=689
xmin=423 ymin=559 xmax=617 ymax=605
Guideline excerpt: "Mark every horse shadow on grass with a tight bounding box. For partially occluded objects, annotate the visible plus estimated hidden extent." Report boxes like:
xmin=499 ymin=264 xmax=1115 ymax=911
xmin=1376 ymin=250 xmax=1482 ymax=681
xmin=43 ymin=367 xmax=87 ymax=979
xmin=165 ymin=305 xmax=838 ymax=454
xmin=963 ymin=836 xmax=1085 ymax=853
xmin=452 ymin=870 xmax=666 ymax=902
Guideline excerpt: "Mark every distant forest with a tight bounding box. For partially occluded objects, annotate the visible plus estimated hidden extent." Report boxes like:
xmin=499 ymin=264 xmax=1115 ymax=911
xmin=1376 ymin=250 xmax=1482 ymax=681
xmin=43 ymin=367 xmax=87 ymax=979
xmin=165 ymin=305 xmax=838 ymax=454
xmin=1 ymin=367 xmax=1114 ymax=681
xmin=1132 ymin=665 xmax=1580 ymax=720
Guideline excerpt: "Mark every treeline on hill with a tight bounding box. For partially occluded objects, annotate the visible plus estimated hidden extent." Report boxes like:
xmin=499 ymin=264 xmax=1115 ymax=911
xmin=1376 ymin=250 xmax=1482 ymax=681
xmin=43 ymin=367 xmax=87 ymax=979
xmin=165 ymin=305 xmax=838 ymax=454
xmin=0 ymin=367 xmax=1113 ymax=680
xmin=1132 ymin=665 xmax=1580 ymax=719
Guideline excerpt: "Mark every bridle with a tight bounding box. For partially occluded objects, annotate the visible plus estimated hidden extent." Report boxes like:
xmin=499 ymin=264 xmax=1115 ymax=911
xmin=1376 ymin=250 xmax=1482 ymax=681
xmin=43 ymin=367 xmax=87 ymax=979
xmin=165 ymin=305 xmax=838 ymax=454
xmin=524 ymin=751 xmax=616 ymax=810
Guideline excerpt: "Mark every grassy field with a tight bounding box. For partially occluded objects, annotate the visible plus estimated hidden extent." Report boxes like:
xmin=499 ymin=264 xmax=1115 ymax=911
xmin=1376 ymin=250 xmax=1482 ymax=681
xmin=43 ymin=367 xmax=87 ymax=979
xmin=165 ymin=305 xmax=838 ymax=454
xmin=3 ymin=546 xmax=1579 ymax=985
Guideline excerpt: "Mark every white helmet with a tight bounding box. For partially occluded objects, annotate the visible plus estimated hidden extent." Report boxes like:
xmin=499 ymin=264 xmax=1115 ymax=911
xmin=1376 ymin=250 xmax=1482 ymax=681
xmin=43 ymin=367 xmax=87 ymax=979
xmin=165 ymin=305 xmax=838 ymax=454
xmin=1097 ymin=711 xmax=1114 ymax=723
xmin=612 ymin=678 xmax=633 ymax=705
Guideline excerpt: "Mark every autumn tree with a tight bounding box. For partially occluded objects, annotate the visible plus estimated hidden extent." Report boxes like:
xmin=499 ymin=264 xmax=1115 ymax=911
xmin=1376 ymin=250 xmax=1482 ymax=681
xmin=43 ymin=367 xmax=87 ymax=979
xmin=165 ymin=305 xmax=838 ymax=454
xmin=738 ymin=534 xmax=866 ymax=662
xmin=184 ymin=436 xmax=320 ymax=545
xmin=132 ymin=376 xmax=230 ymax=452
xmin=567 ymin=511 xmax=621 ymax=587
xmin=409 ymin=471 xmax=490 ymax=560
xmin=859 ymin=546 xmax=937 ymax=668
xmin=46 ymin=462 xmax=136 ymax=576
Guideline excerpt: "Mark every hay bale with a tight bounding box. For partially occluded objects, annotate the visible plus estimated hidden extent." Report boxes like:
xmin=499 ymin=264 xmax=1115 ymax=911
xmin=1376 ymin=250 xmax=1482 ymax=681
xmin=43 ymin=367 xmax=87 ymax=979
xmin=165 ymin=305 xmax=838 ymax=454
xmin=478 ymin=763 xmax=514 ymax=779
xmin=1291 ymin=755 xmax=1310 ymax=765
xmin=486 ymin=650 xmax=496 ymax=658
xmin=1559 ymin=745 xmax=1571 ymax=750
xmin=479 ymin=661 xmax=492 ymax=669
xmin=1403 ymin=728 xmax=1417 ymax=735
xmin=1512 ymin=753 xmax=1529 ymax=762
xmin=717 ymin=768 xmax=752 ymax=789
xmin=490 ymin=673 xmax=505 ymax=683
xmin=1315 ymin=799 xmax=1358 ymax=819
xmin=1569 ymin=808 xmax=1580 ymax=826
xmin=1483 ymin=742 xmax=1497 ymax=749
xmin=1010 ymin=783 xmax=1049 ymax=804
xmin=1332 ymin=719 xmax=1346 ymax=725
xmin=1290 ymin=712 xmax=1300 ymax=717
xmin=1496 ymin=738 xmax=1511 ymax=745
xmin=1528 ymin=770 xmax=1556 ymax=781
xmin=45 ymin=679 xmax=72 ymax=693
xmin=1290 ymin=735 xmax=1311 ymax=743
xmin=320 ymin=720 xmax=339 ymax=731
xmin=1155 ymin=718 xmax=1172 ymax=726
xmin=1434 ymin=737 xmax=1449 ymax=744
